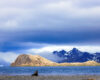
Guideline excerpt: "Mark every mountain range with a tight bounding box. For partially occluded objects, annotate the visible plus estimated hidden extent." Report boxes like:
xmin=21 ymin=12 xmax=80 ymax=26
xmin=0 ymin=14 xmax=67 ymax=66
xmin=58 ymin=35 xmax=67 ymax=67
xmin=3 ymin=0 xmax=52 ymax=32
xmin=53 ymin=48 xmax=100 ymax=63
xmin=11 ymin=54 xmax=100 ymax=66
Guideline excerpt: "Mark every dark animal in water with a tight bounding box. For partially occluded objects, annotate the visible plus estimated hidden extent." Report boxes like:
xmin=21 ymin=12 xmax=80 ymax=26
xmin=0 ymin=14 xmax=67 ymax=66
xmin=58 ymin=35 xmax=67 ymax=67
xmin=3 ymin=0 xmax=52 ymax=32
xmin=32 ymin=70 xmax=38 ymax=76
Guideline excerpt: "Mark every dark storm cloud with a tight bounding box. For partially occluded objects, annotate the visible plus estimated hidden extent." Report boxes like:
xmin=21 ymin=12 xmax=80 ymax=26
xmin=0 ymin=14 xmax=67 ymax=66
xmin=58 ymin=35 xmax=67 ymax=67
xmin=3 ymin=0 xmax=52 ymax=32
xmin=0 ymin=0 xmax=100 ymax=51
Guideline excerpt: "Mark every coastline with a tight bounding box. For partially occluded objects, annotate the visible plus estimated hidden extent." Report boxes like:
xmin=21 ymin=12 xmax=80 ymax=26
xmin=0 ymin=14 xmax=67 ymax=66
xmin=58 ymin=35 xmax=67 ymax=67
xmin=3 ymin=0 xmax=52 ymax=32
xmin=0 ymin=75 xmax=99 ymax=80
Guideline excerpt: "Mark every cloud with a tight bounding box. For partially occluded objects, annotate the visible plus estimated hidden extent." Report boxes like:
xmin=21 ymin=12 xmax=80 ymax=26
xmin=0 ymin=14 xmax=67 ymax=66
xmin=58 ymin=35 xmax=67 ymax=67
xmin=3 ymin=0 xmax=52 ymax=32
xmin=0 ymin=0 xmax=100 ymax=52
xmin=26 ymin=45 xmax=100 ymax=54
xmin=0 ymin=52 xmax=19 ymax=63
xmin=4 ymin=20 xmax=18 ymax=28
xmin=0 ymin=0 xmax=100 ymax=31
xmin=0 ymin=42 xmax=48 ymax=52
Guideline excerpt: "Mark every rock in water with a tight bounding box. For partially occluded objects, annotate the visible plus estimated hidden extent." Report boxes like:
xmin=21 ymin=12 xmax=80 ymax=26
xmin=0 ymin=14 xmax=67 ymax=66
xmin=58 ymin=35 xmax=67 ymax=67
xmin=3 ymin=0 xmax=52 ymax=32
xmin=32 ymin=70 xmax=38 ymax=76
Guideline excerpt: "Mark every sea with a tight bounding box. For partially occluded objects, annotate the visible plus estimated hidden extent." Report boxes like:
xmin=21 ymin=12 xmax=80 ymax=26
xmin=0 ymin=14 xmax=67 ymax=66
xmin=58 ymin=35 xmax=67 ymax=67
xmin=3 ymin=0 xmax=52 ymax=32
xmin=0 ymin=66 xmax=100 ymax=76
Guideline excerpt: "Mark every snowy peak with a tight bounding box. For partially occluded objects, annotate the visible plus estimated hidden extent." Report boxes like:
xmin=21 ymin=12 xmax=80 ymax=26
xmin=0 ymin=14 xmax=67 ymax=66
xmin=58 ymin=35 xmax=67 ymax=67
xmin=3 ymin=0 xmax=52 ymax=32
xmin=53 ymin=50 xmax=67 ymax=57
xmin=53 ymin=48 xmax=100 ymax=63
xmin=69 ymin=48 xmax=80 ymax=54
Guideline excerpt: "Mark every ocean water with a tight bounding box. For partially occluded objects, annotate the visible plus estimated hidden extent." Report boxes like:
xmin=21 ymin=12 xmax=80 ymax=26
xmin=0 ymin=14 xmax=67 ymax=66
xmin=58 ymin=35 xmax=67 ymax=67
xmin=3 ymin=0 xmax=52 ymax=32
xmin=0 ymin=66 xmax=100 ymax=76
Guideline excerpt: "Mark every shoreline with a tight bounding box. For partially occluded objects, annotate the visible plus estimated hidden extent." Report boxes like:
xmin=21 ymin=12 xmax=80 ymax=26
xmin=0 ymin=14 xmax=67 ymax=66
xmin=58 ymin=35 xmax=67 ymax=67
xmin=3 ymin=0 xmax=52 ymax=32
xmin=0 ymin=75 xmax=99 ymax=80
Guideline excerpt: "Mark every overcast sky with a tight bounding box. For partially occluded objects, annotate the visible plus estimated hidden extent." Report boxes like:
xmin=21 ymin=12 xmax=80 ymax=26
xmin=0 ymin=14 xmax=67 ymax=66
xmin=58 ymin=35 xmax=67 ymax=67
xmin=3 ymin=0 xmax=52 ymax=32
xmin=0 ymin=0 xmax=100 ymax=63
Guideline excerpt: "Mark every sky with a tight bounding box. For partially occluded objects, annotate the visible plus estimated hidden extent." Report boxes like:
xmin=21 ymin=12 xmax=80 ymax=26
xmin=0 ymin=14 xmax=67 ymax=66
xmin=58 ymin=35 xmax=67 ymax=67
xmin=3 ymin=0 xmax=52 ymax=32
xmin=0 ymin=0 xmax=100 ymax=63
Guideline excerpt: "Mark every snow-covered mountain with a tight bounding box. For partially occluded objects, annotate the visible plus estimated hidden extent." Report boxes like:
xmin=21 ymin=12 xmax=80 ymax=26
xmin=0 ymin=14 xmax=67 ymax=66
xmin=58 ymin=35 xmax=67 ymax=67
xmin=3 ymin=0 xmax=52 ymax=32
xmin=53 ymin=48 xmax=100 ymax=63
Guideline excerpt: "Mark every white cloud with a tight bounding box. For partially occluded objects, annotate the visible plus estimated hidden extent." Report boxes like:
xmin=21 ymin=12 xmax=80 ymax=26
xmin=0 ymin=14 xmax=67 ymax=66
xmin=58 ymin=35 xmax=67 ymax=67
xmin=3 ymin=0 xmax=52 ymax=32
xmin=26 ymin=45 xmax=100 ymax=54
xmin=44 ymin=0 xmax=100 ymax=18
xmin=0 ymin=52 xmax=19 ymax=63
xmin=5 ymin=20 xmax=18 ymax=28
xmin=0 ymin=0 xmax=100 ymax=31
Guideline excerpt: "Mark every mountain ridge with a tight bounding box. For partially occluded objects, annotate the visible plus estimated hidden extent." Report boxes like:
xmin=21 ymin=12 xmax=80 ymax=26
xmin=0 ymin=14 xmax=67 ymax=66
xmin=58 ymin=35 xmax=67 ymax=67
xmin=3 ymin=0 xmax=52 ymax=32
xmin=53 ymin=48 xmax=100 ymax=63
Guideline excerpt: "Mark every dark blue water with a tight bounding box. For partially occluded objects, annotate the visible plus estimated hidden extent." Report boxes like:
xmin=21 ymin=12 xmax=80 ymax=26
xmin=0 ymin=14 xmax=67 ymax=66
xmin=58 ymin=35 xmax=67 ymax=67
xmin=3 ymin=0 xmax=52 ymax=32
xmin=0 ymin=66 xmax=100 ymax=76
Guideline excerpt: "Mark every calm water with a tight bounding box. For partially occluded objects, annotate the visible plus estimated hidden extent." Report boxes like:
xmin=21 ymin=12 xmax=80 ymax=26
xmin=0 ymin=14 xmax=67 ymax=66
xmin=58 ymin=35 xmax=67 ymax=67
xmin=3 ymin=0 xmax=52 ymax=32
xmin=0 ymin=66 xmax=100 ymax=76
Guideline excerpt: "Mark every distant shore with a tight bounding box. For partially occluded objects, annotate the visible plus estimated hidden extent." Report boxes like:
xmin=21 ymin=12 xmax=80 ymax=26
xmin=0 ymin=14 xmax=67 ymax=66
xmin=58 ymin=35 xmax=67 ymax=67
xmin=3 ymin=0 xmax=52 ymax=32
xmin=11 ymin=54 xmax=100 ymax=67
xmin=0 ymin=75 xmax=99 ymax=80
